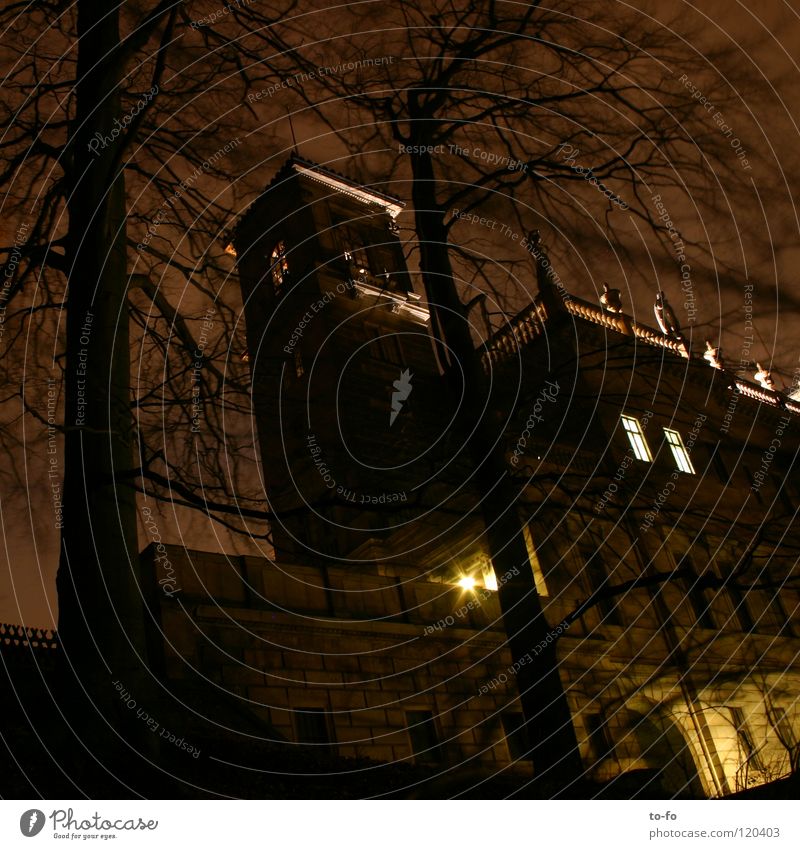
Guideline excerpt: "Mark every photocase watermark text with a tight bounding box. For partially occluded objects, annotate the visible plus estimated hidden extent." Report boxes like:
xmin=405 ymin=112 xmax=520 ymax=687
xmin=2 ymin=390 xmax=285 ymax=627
xmin=141 ymin=506 xmax=180 ymax=596
xmin=510 ymin=381 xmax=559 ymax=466
xmin=88 ymin=86 xmax=158 ymax=155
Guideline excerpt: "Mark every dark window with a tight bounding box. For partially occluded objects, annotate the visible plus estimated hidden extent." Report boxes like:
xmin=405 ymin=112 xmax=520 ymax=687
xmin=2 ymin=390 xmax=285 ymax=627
xmin=581 ymin=547 xmax=621 ymax=626
xmin=682 ymin=576 xmax=716 ymax=629
xmin=772 ymin=473 xmax=794 ymax=514
xmin=585 ymin=711 xmax=614 ymax=762
xmin=368 ymin=327 xmax=403 ymax=365
xmin=501 ymin=712 xmax=531 ymax=761
xmin=294 ymin=708 xmax=331 ymax=745
xmin=769 ymin=587 xmax=794 ymax=637
xmin=730 ymin=707 xmax=762 ymax=770
xmin=726 ymin=578 xmax=755 ymax=632
xmin=743 ymin=465 xmax=762 ymax=503
xmin=365 ymin=243 xmax=395 ymax=283
xmin=334 ymin=218 xmax=370 ymax=270
xmin=406 ymin=710 xmax=441 ymax=762
xmin=333 ymin=214 xmax=396 ymax=287
xmin=768 ymin=706 xmax=797 ymax=751
xmin=708 ymin=443 xmax=730 ymax=483
xmin=678 ymin=554 xmax=716 ymax=630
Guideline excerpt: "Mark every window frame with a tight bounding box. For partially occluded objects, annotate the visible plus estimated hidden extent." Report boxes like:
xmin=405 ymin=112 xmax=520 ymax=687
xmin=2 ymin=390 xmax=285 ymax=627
xmin=581 ymin=545 xmax=622 ymax=627
xmin=293 ymin=707 xmax=333 ymax=747
xmin=501 ymin=712 xmax=531 ymax=761
xmin=585 ymin=710 xmax=615 ymax=763
xmin=664 ymin=427 xmax=696 ymax=474
xmin=681 ymin=567 xmax=716 ymax=630
xmin=270 ymin=240 xmax=290 ymax=295
xmin=620 ymin=414 xmax=653 ymax=462
xmin=405 ymin=709 xmax=442 ymax=763
xmin=729 ymin=706 xmax=763 ymax=772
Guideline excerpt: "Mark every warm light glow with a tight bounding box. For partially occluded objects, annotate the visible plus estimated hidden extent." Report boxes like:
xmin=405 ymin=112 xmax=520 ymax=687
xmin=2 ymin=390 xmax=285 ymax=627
xmin=457 ymin=575 xmax=477 ymax=590
xmin=482 ymin=567 xmax=498 ymax=591
xmin=621 ymin=414 xmax=653 ymax=461
xmin=664 ymin=428 xmax=695 ymax=473
xmin=522 ymin=523 xmax=549 ymax=596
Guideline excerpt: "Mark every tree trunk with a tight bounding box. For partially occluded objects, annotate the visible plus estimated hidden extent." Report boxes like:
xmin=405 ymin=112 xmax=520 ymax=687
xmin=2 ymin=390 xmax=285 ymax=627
xmin=55 ymin=0 xmax=152 ymax=765
xmin=410 ymin=147 xmax=584 ymax=785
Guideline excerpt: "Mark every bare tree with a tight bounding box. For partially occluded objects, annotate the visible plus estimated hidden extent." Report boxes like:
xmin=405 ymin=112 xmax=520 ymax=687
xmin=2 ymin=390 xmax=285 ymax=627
xmin=0 ymin=0 xmax=297 ymax=760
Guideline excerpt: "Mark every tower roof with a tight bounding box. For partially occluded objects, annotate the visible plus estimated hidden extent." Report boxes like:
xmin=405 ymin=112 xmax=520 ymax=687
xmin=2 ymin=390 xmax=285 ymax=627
xmin=232 ymin=154 xmax=404 ymax=239
xmin=283 ymin=154 xmax=405 ymax=218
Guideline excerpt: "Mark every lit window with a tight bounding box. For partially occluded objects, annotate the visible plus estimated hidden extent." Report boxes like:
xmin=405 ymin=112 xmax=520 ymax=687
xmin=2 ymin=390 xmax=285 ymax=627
xmin=664 ymin=428 xmax=695 ymax=473
xmin=270 ymin=241 xmax=289 ymax=295
xmin=482 ymin=566 xmax=498 ymax=591
xmin=621 ymin=414 xmax=652 ymax=461
xmin=522 ymin=522 xmax=548 ymax=596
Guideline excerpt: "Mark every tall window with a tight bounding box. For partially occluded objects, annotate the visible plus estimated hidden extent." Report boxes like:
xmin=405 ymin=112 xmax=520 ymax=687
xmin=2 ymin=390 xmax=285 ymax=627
xmin=367 ymin=326 xmax=403 ymax=365
xmin=501 ymin=712 xmax=530 ymax=761
xmin=709 ymin=443 xmax=730 ymax=483
xmin=582 ymin=547 xmax=621 ymax=626
xmin=729 ymin=707 xmax=762 ymax=771
xmin=767 ymin=706 xmax=797 ymax=752
xmin=664 ymin=428 xmax=695 ymax=473
xmin=522 ymin=522 xmax=549 ymax=596
xmin=621 ymin=414 xmax=652 ymax=461
xmin=333 ymin=214 xmax=397 ymax=290
xmin=406 ymin=710 xmax=442 ymax=763
xmin=678 ymin=556 xmax=716 ymax=630
xmin=726 ymin=577 xmax=755 ymax=633
xmin=270 ymin=240 xmax=289 ymax=295
xmin=585 ymin=711 xmax=614 ymax=762
xmin=294 ymin=708 xmax=332 ymax=746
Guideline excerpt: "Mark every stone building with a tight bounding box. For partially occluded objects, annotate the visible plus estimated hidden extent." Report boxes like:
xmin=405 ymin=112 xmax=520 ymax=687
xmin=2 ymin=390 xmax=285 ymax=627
xmin=141 ymin=156 xmax=800 ymax=797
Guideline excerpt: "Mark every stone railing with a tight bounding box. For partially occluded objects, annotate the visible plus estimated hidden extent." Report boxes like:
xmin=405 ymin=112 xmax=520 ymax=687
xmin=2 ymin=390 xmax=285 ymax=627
xmin=481 ymin=300 xmax=548 ymax=370
xmin=629 ymin=320 xmax=689 ymax=357
xmin=480 ymin=291 xmax=799 ymax=418
xmin=564 ymin=297 xmax=629 ymax=334
xmin=733 ymin=381 xmax=780 ymax=407
xmin=482 ymin=293 xmax=692 ymax=370
xmin=0 ymin=622 xmax=59 ymax=652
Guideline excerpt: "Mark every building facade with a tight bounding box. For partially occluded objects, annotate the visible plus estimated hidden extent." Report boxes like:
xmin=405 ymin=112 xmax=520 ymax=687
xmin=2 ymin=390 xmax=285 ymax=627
xmin=142 ymin=157 xmax=800 ymax=797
